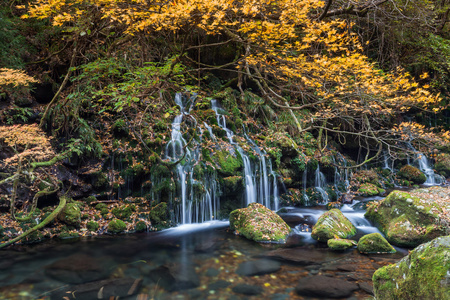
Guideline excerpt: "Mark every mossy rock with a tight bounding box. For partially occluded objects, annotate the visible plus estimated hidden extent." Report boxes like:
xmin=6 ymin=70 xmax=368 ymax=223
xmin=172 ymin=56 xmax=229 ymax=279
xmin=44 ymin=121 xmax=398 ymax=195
xmin=58 ymin=202 xmax=81 ymax=227
xmin=435 ymin=153 xmax=450 ymax=178
xmin=86 ymin=221 xmax=99 ymax=232
xmin=311 ymin=209 xmax=356 ymax=242
xmin=280 ymin=188 xmax=307 ymax=207
xmin=112 ymin=205 xmax=134 ymax=220
xmin=135 ymin=221 xmax=147 ymax=232
xmin=327 ymin=238 xmax=357 ymax=251
xmin=357 ymin=233 xmax=396 ymax=254
xmin=229 ymin=203 xmax=291 ymax=243
xmin=215 ymin=149 xmax=242 ymax=176
xmin=358 ymin=183 xmax=385 ymax=196
xmin=108 ymin=219 xmax=127 ymax=234
xmin=365 ymin=190 xmax=446 ymax=247
xmin=397 ymin=165 xmax=426 ymax=184
xmin=373 ymin=236 xmax=450 ymax=299
xmin=222 ymin=176 xmax=244 ymax=195
xmin=149 ymin=202 xmax=169 ymax=227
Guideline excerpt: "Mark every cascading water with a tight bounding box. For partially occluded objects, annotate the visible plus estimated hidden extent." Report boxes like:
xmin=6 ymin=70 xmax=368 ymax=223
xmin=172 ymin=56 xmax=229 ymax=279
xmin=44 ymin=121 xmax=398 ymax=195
xmin=314 ymin=165 xmax=329 ymax=204
xmin=333 ymin=153 xmax=351 ymax=198
xmin=416 ymin=152 xmax=443 ymax=185
xmin=164 ymin=93 xmax=219 ymax=224
xmin=211 ymin=100 xmax=279 ymax=210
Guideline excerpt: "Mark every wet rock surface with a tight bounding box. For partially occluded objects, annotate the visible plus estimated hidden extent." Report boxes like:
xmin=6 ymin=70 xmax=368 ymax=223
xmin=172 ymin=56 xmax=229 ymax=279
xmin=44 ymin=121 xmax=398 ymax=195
xmin=148 ymin=263 xmax=200 ymax=291
xmin=295 ymin=275 xmax=359 ymax=298
xmin=45 ymin=254 xmax=112 ymax=284
xmin=236 ymin=259 xmax=281 ymax=276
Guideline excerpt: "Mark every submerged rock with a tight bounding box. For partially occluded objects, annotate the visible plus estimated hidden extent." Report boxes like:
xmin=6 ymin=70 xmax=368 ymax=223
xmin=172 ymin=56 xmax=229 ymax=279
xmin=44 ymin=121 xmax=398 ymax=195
xmin=50 ymin=277 xmax=142 ymax=300
xmin=357 ymin=233 xmax=396 ymax=254
xmin=229 ymin=203 xmax=291 ymax=242
xmin=311 ymin=209 xmax=356 ymax=242
xmin=373 ymin=236 xmax=450 ymax=299
xmin=232 ymin=283 xmax=263 ymax=295
xmin=236 ymin=259 xmax=281 ymax=276
xmin=295 ymin=275 xmax=359 ymax=298
xmin=365 ymin=188 xmax=448 ymax=247
xmin=327 ymin=238 xmax=357 ymax=251
xmin=148 ymin=263 xmax=200 ymax=291
xmin=45 ymin=254 xmax=111 ymax=284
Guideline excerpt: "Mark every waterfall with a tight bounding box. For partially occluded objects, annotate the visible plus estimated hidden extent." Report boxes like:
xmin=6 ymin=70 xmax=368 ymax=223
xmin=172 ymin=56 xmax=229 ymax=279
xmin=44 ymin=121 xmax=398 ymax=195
xmin=383 ymin=152 xmax=394 ymax=172
xmin=416 ymin=152 xmax=443 ymax=185
xmin=165 ymin=93 xmax=219 ymax=224
xmin=211 ymin=99 xmax=279 ymax=210
xmin=314 ymin=165 xmax=329 ymax=204
xmin=302 ymin=169 xmax=309 ymax=205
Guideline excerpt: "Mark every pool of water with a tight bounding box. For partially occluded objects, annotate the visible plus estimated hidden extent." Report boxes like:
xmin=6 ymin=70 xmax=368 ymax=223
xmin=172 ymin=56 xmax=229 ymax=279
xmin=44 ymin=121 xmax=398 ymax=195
xmin=0 ymin=203 xmax=407 ymax=300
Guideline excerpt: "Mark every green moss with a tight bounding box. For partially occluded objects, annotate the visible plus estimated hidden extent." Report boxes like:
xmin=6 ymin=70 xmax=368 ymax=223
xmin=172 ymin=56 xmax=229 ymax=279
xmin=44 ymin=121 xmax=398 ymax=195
xmin=86 ymin=221 xmax=99 ymax=232
xmin=311 ymin=209 xmax=356 ymax=242
xmin=108 ymin=219 xmax=127 ymax=234
xmin=327 ymin=238 xmax=356 ymax=251
xmin=135 ymin=221 xmax=147 ymax=232
xmin=365 ymin=190 xmax=446 ymax=247
xmin=222 ymin=176 xmax=244 ymax=195
xmin=357 ymin=233 xmax=396 ymax=254
xmin=59 ymin=202 xmax=81 ymax=227
xmin=112 ymin=205 xmax=134 ymax=219
xmin=229 ymin=203 xmax=291 ymax=243
xmin=359 ymin=183 xmax=385 ymax=196
xmin=435 ymin=153 xmax=450 ymax=177
xmin=216 ymin=149 xmax=242 ymax=176
xmin=149 ymin=202 xmax=169 ymax=228
xmin=397 ymin=165 xmax=426 ymax=184
xmin=373 ymin=236 xmax=450 ymax=299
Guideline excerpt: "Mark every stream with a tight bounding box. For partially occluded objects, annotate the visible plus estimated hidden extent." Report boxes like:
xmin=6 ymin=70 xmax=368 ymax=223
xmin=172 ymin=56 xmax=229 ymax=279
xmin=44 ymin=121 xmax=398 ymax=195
xmin=0 ymin=197 xmax=408 ymax=300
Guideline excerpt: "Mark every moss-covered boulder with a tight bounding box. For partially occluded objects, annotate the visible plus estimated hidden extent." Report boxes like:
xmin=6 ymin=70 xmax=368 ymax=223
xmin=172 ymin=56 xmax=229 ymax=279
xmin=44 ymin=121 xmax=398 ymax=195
xmin=59 ymin=202 xmax=81 ymax=227
xmin=365 ymin=188 xmax=448 ymax=247
xmin=112 ymin=205 xmax=134 ymax=219
xmin=215 ymin=149 xmax=242 ymax=176
xmin=358 ymin=183 xmax=385 ymax=196
xmin=149 ymin=202 xmax=169 ymax=227
xmin=357 ymin=233 xmax=396 ymax=254
xmin=373 ymin=236 xmax=450 ymax=299
xmin=327 ymin=238 xmax=357 ymax=251
xmin=86 ymin=221 xmax=99 ymax=232
xmin=108 ymin=219 xmax=127 ymax=234
xmin=435 ymin=153 xmax=450 ymax=178
xmin=229 ymin=203 xmax=291 ymax=243
xmin=222 ymin=176 xmax=244 ymax=195
xmin=397 ymin=165 xmax=426 ymax=184
xmin=135 ymin=220 xmax=147 ymax=232
xmin=311 ymin=209 xmax=356 ymax=242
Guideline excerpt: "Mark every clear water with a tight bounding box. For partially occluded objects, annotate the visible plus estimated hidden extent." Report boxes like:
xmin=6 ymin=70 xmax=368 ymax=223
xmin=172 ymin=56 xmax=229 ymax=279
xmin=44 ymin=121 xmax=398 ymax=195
xmin=0 ymin=202 xmax=407 ymax=300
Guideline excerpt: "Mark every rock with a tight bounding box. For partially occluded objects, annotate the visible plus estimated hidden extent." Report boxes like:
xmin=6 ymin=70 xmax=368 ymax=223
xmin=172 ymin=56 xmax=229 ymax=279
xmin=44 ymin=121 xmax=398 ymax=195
xmin=264 ymin=248 xmax=331 ymax=265
xmin=295 ymin=275 xmax=359 ymax=298
xmin=58 ymin=202 xmax=81 ymax=227
xmin=327 ymin=238 xmax=357 ymax=251
xmin=208 ymin=280 xmax=231 ymax=290
xmin=358 ymin=282 xmax=374 ymax=295
xmin=373 ymin=236 xmax=450 ymax=299
xmin=232 ymin=283 xmax=263 ymax=295
xmin=311 ymin=209 xmax=356 ymax=242
xmin=236 ymin=259 xmax=281 ymax=276
xmin=148 ymin=263 xmax=200 ymax=291
xmin=107 ymin=219 xmax=127 ymax=234
xmin=365 ymin=189 xmax=448 ymax=247
xmin=339 ymin=193 xmax=354 ymax=204
xmin=435 ymin=153 xmax=450 ymax=177
xmin=358 ymin=183 xmax=385 ymax=196
xmin=229 ymin=203 xmax=291 ymax=242
xmin=50 ymin=277 xmax=142 ymax=300
xmin=357 ymin=233 xmax=396 ymax=254
xmin=45 ymin=254 xmax=111 ymax=284
xmin=397 ymin=165 xmax=426 ymax=184
xmin=222 ymin=176 xmax=244 ymax=195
